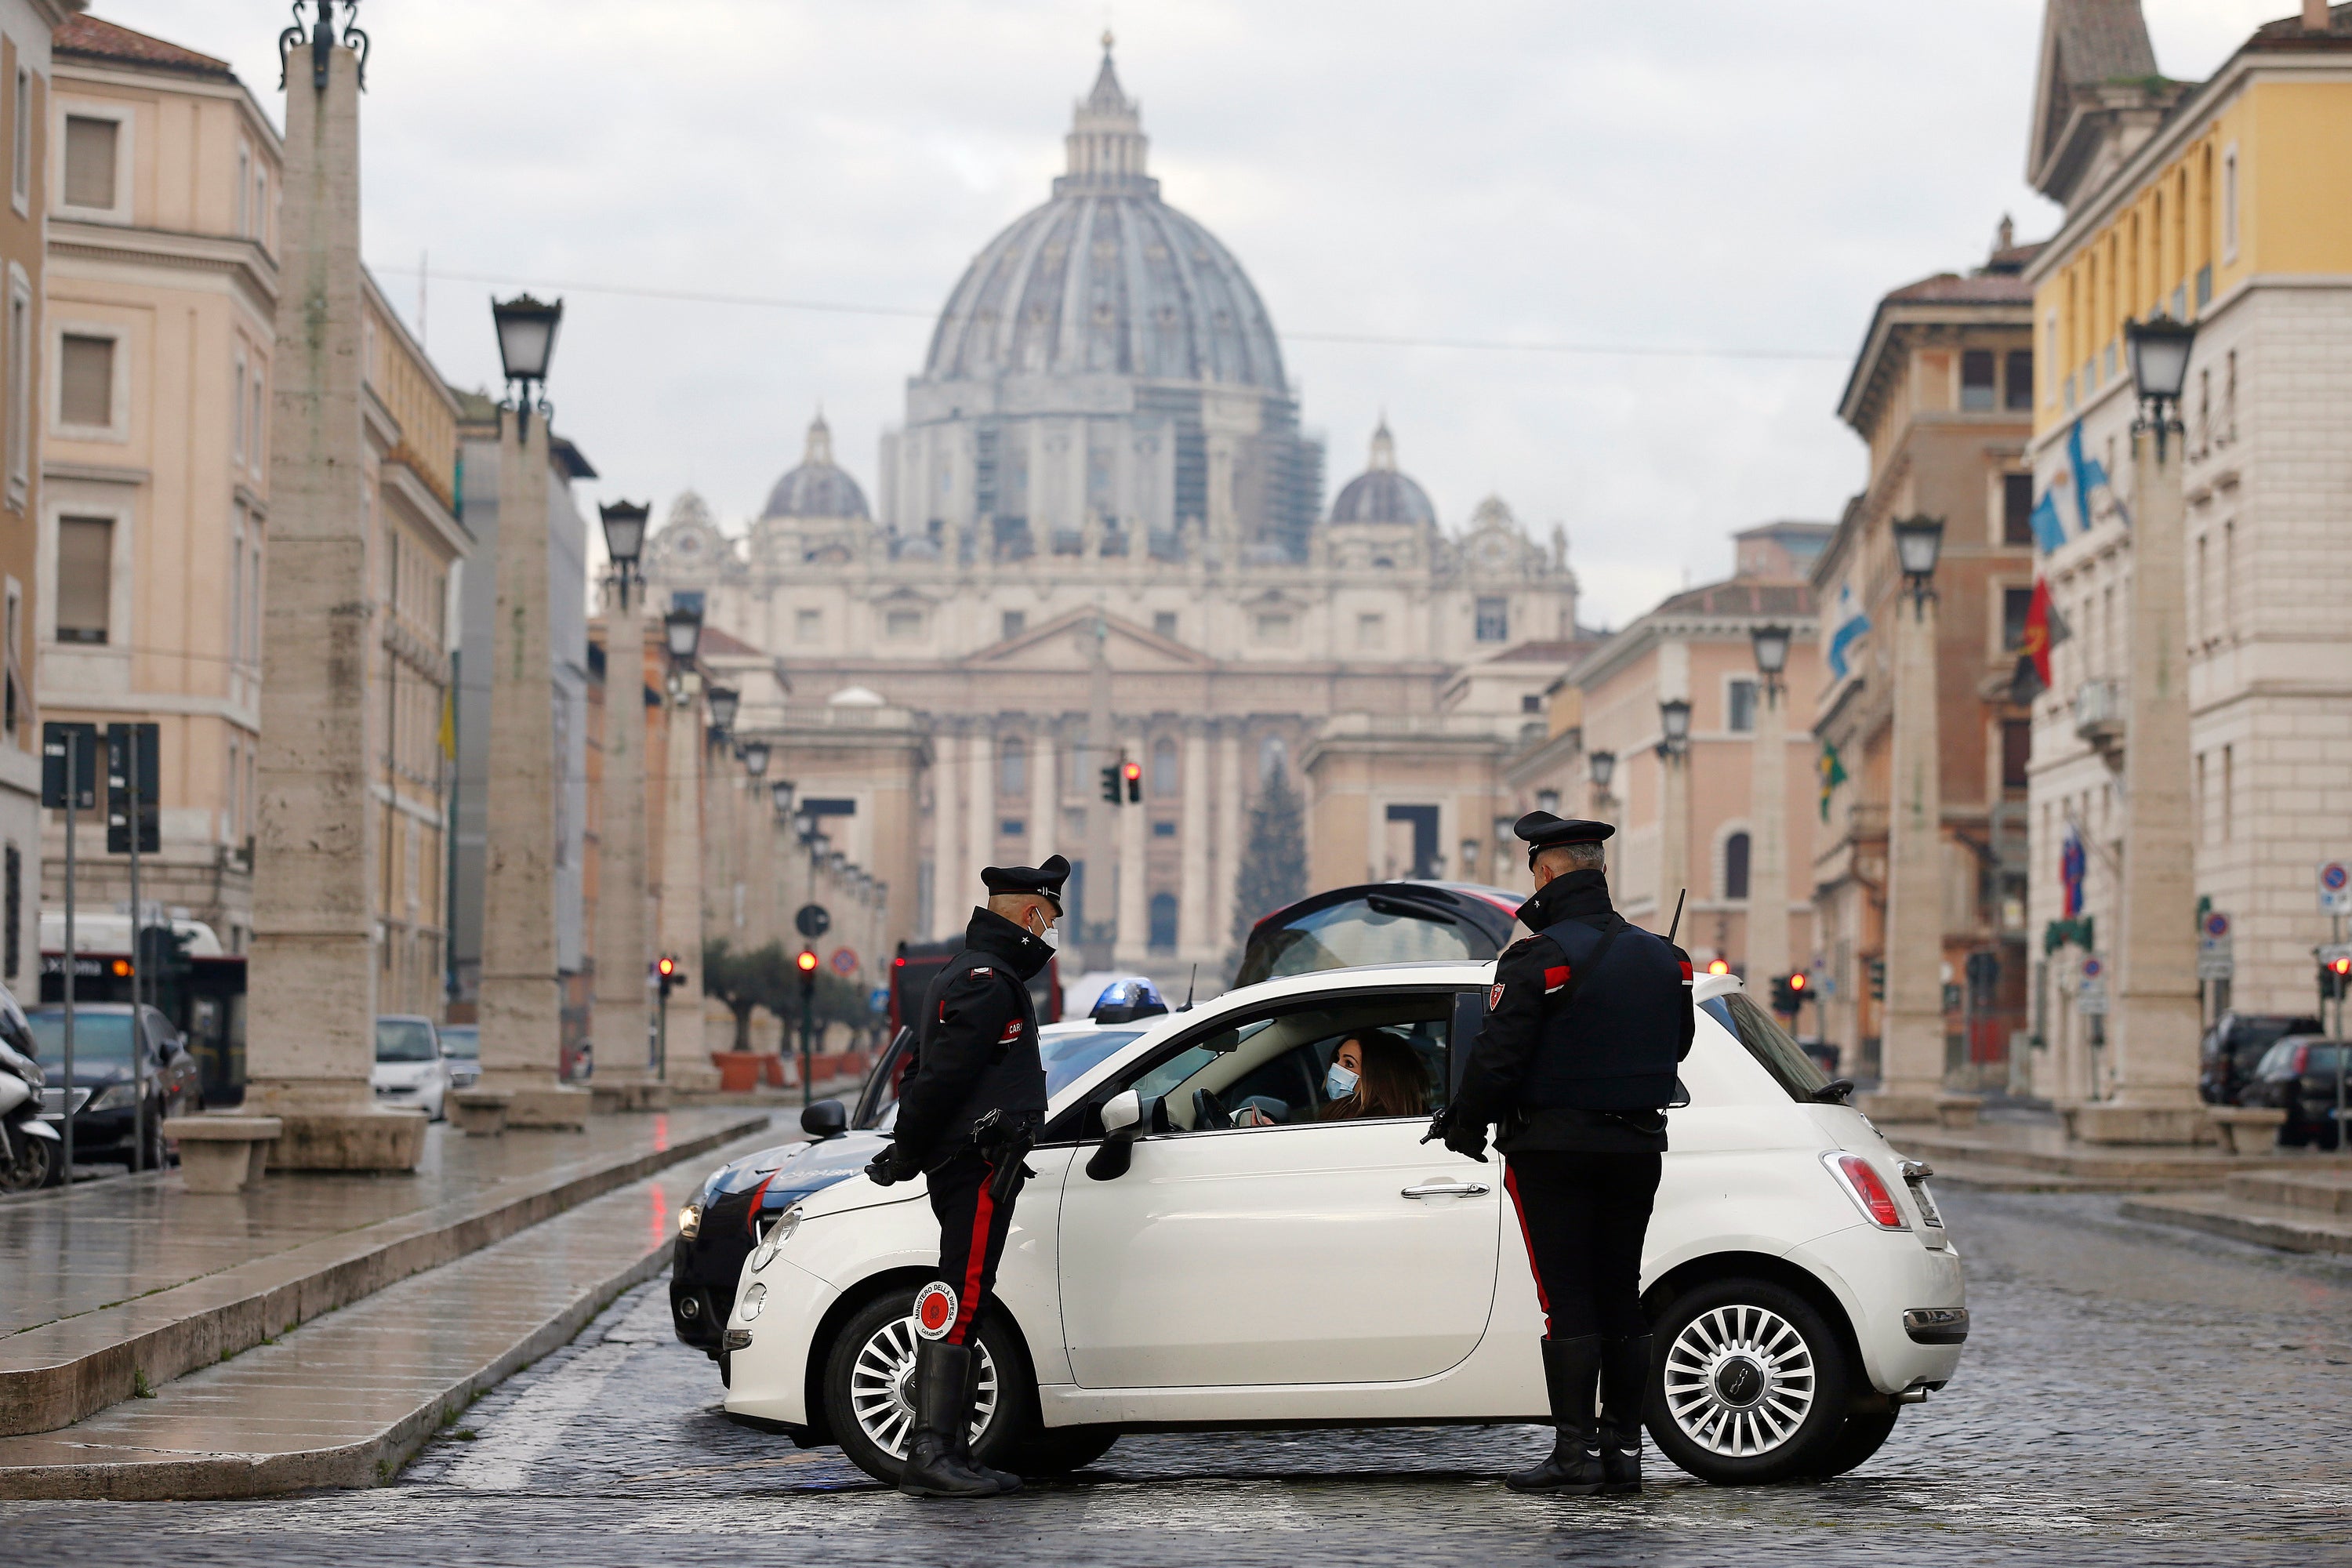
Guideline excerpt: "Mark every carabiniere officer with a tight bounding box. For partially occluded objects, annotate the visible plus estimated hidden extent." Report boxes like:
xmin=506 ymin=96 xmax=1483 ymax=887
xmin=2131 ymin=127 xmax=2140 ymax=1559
xmin=863 ymin=854 xmax=1068 ymax=1499
xmin=1429 ymin=813 xmax=1694 ymax=1496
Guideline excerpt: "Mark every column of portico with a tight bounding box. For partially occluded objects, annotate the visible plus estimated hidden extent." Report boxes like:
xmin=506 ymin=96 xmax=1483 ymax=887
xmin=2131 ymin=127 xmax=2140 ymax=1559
xmin=1113 ymin=721 xmax=1149 ymax=967
xmin=1212 ymin=723 xmax=1243 ymax=959
xmin=930 ymin=726 xmax=961 ymax=938
xmin=1178 ymin=717 xmax=1211 ymax=960
xmin=657 ymin=677 xmax=717 ymax=1089
xmin=965 ymin=724 xmax=994 ymax=888
xmin=1028 ymin=718 xmax=1058 ymax=868
xmin=591 ymin=604 xmax=654 ymax=1103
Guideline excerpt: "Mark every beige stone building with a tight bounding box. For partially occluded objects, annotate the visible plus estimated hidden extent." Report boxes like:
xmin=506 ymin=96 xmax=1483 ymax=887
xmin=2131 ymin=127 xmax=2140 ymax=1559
xmin=646 ymin=49 xmax=1584 ymax=987
xmin=0 ymin=0 xmax=74 ymax=996
xmin=1809 ymin=230 xmax=2042 ymax=1087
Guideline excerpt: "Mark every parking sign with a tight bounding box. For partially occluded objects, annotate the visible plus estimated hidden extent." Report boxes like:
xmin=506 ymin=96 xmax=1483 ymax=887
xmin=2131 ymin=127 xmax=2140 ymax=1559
xmin=2321 ymin=862 xmax=2351 ymax=915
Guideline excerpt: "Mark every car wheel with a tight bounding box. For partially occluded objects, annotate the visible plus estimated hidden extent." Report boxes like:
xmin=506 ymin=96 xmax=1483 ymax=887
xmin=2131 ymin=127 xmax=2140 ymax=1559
xmin=1012 ymin=1427 xmax=1120 ymax=1476
xmin=1807 ymin=1410 xmax=1899 ymax=1479
xmin=823 ymin=1285 xmax=1037 ymax=1488
xmin=1646 ymin=1277 xmax=1853 ymax=1485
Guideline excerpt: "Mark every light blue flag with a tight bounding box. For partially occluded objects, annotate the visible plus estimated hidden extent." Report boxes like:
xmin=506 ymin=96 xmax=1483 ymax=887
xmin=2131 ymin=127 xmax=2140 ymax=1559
xmin=2065 ymin=420 xmax=2108 ymax=535
xmin=1827 ymin=584 xmax=1871 ymax=681
xmin=2029 ymin=487 xmax=2067 ymax=554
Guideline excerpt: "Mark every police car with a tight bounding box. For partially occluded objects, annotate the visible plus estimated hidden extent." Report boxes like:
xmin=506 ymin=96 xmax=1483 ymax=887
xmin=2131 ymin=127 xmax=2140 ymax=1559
xmin=717 ymin=963 xmax=1965 ymax=1487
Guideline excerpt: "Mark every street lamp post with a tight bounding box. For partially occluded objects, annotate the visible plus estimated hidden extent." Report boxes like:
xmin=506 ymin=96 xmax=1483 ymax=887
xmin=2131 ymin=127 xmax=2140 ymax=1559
xmin=1654 ymin=699 xmax=1691 ymax=924
xmin=655 ymin=596 xmax=717 ymax=1091
xmin=590 ymin=500 xmax=659 ymax=1106
xmin=1864 ymin=515 xmax=1959 ymax=1125
xmin=2078 ymin=318 xmax=2205 ymax=1144
xmin=1748 ymin=624 xmax=1792 ymax=989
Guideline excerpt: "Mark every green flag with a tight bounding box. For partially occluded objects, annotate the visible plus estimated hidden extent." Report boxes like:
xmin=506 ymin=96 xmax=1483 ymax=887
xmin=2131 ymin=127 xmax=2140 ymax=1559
xmin=1818 ymin=741 xmax=1847 ymax=822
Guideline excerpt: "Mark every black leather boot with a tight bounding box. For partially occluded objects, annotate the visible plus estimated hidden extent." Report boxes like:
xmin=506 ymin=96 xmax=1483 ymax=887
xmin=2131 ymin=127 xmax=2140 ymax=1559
xmin=1598 ymin=1334 xmax=1651 ymax=1494
xmin=1506 ymin=1335 xmax=1605 ymax=1494
xmin=957 ymin=1343 xmax=1022 ymax=1494
xmin=898 ymin=1341 xmax=1006 ymax=1497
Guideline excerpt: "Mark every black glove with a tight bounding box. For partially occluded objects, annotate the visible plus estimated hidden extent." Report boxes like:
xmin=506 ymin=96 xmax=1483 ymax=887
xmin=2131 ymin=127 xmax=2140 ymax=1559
xmin=864 ymin=1145 xmax=917 ymax=1186
xmin=1421 ymin=1105 xmax=1490 ymax=1163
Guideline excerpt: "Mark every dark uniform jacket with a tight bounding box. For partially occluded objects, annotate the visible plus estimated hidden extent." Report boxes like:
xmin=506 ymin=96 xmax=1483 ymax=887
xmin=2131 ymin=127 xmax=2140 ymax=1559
xmin=1453 ymin=869 xmax=1695 ymax=1154
xmin=890 ymin=908 xmax=1051 ymax=1169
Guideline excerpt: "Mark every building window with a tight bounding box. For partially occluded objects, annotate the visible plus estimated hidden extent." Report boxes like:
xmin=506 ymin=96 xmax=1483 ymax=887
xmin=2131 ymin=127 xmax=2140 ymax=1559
xmin=1535 ymin=788 xmax=1560 ymax=815
xmin=998 ymin=818 xmax=1024 ymax=839
xmin=1961 ymin=349 xmax=1996 ymax=410
xmin=230 ymin=527 xmax=245 ymax=664
xmin=2005 ymin=350 xmax=2033 ymax=411
xmin=1000 ymin=609 xmax=1025 ymax=641
xmin=794 ymin=608 xmax=821 ymax=643
xmin=59 ymin=332 xmax=114 ymax=429
xmin=254 ymin=168 xmax=269 ymax=249
xmin=1152 ymin=819 xmax=1176 ymax=839
xmin=1356 ymin=612 xmax=1385 ymax=649
xmin=1152 ymin=611 xmax=1178 ymax=640
xmin=5 ymin=274 xmax=27 ymax=503
xmin=2 ymin=843 xmax=16 ymax=979
xmin=1151 ymin=736 xmax=1178 ymax=797
xmin=1722 ymin=832 xmax=1751 ymax=901
xmin=2001 ymin=720 xmax=2031 ymax=791
xmin=2221 ymin=144 xmax=2238 ymax=262
xmin=1727 ymin=678 xmax=1757 ymax=734
xmin=1253 ymin=612 xmax=1294 ymax=644
xmin=231 ymin=349 xmax=247 ymax=463
xmin=1520 ymin=693 xmax=1544 ymax=714
xmin=11 ymin=68 xmax=29 ymax=214
xmin=2002 ymin=473 xmax=2034 ymax=546
xmin=998 ymin=736 xmax=1025 ymax=797
xmin=1148 ymin=891 xmax=1178 ymax=952
xmin=236 ymin=143 xmax=250 ymax=236
xmin=884 ymin=608 xmax=924 ymax=640
xmin=1474 ymin=597 xmax=1508 ymax=642
xmin=250 ymin=367 xmax=265 ymax=473
xmin=2 ymin=579 xmax=18 ymax=739
xmin=2002 ymin=587 xmax=2033 ymax=651
xmin=55 ymin=515 xmax=113 ymax=643
xmin=63 ymin=113 xmax=118 ymax=210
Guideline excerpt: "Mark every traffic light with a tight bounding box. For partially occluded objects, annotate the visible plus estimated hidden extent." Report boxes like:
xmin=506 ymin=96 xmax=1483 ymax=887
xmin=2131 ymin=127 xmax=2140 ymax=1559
xmin=1100 ymin=764 xmax=1122 ymax=805
xmin=797 ymin=949 xmax=819 ymax=993
xmin=1770 ymin=972 xmax=1808 ymax=1016
xmin=656 ymin=954 xmax=681 ymax=1001
xmin=2320 ymin=947 xmax=2352 ymax=1002
xmin=1122 ymin=758 xmax=1142 ymax=804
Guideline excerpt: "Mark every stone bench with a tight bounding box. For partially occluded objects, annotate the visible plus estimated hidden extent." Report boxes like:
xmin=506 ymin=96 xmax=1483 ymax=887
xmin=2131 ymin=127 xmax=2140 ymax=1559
xmin=161 ymin=1116 xmax=282 ymax=1194
xmin=2205 ymin=1104 xmax=2286 ymax=1156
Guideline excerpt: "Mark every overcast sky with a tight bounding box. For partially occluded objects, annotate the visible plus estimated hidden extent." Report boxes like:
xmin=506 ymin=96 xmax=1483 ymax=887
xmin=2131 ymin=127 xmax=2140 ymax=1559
xmin=101 ymin=0 xmax=2288 ymax=629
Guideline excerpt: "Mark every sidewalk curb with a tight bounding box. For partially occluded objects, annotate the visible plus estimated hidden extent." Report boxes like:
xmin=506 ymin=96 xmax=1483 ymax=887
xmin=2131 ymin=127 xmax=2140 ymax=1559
xmin=2119 ymin=1194 xmax=2352 ymax=1256
xmin=0 ymin=1112 xmax=771 ymax=1437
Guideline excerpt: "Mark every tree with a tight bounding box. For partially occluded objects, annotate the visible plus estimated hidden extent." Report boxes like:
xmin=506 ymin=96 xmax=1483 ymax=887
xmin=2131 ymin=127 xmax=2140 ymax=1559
xmin=701 ymin=938 xmax=789 ymax=1053
xmin=1226 ymin=760 xmax=1308 ymax=978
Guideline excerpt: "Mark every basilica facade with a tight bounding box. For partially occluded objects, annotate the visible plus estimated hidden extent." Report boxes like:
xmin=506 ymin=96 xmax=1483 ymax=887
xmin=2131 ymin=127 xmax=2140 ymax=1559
xmin=645 ymin=44 xmax=1584 ymax=982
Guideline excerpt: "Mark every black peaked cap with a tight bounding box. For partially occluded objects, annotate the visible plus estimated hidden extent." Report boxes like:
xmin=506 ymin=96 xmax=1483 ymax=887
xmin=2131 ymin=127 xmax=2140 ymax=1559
xmin=1515 ymin=811 xmax=1614 ymax=868
xmin=982 ymin=853 xmax=1071 ymax=913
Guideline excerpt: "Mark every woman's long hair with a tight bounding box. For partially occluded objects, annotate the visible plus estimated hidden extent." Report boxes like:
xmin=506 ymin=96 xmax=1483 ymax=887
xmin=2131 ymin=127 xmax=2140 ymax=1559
xmin=1328 ymin=1029 xmax=1429 ymax=1120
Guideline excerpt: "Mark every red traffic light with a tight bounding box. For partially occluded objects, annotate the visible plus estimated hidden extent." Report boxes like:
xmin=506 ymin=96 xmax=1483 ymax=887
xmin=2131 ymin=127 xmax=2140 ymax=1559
xmin=2332 ymin=956 xmax=2351 ymax=978
xmin=1706 ymin=959 xmax=1730 ymax=975
xmin=797 ymin=949 xmax=819 ymax=973
xmin=109 ymin=958 xmax=132 ymax=978
xmin=1789 ymin=971 xmax=1807 ymax=992
xmin=656 ymin=956 xmax=677 ymax=977
xmin=1121 ymin=760 xmax=1141 ymax=782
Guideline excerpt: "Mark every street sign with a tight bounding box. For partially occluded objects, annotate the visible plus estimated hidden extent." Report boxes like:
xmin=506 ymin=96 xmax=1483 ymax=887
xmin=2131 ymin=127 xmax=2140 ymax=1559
xmin=2198 ymin=910 xmax=2234 ymax=980
xmin=2080 ymin=955 xmax=2103 ymax=982
xmin=40 ymin=723 xmax=97 ymax=810
xmin=2078 ymin=982 xmax=2109 ymax=1014
xmin=829 ymin=946 xmax=858 ymax=976
xmin=795 ymin=903 xmax=831 ymax=938
xmin=2201 ymin=911 xmax=2230 ymax=942
xmin=867 ymin=985 xmax=890 ymax=1015
xmin=105 ymin=722 xmax=160 ymax=855
xmin=2321 ymin=861 xmax=2351 ymax=915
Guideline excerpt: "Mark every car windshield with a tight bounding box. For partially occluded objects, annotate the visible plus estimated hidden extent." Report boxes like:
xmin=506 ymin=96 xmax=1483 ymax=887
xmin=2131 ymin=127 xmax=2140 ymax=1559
xmin=438 ymin=1026 xmax=479 ymax=1059
xmin=376 ymin=1019 xmax=437 ymax=1062
xmin=1704 ymin=993 xmax=1831 ymax=1102
xmin=27 ymin=1010 xmax=135 ymax=1069
xmin=1239 ymin=896 xmax=1484 ymax=986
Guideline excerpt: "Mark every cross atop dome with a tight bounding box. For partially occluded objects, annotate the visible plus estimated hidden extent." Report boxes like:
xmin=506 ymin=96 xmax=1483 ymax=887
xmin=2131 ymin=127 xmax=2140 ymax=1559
xmin=1059 ymin=34 xmax=1156 ymax=198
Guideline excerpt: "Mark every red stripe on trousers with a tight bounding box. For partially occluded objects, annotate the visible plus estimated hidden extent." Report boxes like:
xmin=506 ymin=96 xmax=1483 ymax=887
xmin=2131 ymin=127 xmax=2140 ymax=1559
xmin=1502 ymin=1162 xmax=1555 ymax=1339
xmin=948 ymin=1161 xmax=996 ymax=1346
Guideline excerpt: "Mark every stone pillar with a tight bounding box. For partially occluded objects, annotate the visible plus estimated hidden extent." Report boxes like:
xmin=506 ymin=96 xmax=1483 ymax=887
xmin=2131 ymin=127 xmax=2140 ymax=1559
xmin=1748 ymin=676 xmax=1790 ymax=984
xmin=1178 ymin=717 xmax=1211 ymax=960
xmin=591 ymin=601 xmax=653 ymax=1099
xmin=1657 ymin=751 xmax=1690 ymax=927
xmin=242 ymin=21 xmax=422 ymax=1171
xmin=658 ymin=675 xmax=716 ymax=1087
xmin=1212 ymin=723 xmax=1243 ymax=959
xmin=966 ymin=724 xmax=993 ymax=884
xmin=2076 ymin=423 xmax=2204 ymax=1144
xmin=474 ymin=407 xmax=586 ymax=1129
xmin=1028 ymin=719 xmax=1058 ymax=868
xmin=1113 ymin=724 xmax=1150 ymax=967
xmin=1864 ymin=586 xmax=1952 ymax=1123
xmin=931 ymin=727 xmax=961 ymax=939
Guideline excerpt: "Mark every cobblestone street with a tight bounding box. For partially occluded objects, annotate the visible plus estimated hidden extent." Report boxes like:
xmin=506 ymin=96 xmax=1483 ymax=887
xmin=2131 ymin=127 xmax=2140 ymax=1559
xmin=5 ymin=1186 xmax=2350 ymax=1566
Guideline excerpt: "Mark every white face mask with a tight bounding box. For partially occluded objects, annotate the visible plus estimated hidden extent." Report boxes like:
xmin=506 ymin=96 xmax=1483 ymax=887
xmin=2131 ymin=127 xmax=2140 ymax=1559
xmin=1325 ymin=1062 xmax=1359 ymax=1101
xmin=1033 ymin=911 xmax=1061 ymax=949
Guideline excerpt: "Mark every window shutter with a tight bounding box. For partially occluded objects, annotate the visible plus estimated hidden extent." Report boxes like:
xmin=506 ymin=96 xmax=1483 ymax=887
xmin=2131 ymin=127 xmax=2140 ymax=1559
xmin=63 ymin=116 xmax=117 ymax=209
xmin=60 ymin=335 xmax=113 ymax=427
xmin=55 ymin=516 xmax=113 ymax=641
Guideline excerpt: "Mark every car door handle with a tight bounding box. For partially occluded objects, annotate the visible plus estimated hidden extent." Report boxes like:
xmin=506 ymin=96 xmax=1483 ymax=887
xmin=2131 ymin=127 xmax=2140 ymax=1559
xmin=1401 ymin=1180 xmax=1490 ymax=1200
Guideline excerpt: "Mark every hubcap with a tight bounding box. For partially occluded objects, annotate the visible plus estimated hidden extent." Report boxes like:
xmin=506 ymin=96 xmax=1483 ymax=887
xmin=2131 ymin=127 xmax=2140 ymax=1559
xmin=848 ymin=1312 xmax=999 ymax=1461
xmin=1664 ymin=1303 xmax=1816 ymax=1457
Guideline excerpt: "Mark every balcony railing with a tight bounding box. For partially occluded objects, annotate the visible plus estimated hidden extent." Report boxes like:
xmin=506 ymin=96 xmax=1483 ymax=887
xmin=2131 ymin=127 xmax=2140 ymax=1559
xmin=2073 ymin=678 xmax=2125 ymax=755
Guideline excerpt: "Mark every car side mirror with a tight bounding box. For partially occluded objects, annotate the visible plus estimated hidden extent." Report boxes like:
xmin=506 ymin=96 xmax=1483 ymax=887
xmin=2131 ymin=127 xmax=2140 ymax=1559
xmin=1086 ymin=1090 xmax=1157 ymax=1181
xmin=800 ymin=1098 xmax=848 ymax=1141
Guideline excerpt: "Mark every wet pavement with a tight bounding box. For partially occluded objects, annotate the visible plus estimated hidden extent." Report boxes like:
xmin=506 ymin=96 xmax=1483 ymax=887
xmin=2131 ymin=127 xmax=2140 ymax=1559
xmin=4 ymin=1185 xmax=2350 ymax=1565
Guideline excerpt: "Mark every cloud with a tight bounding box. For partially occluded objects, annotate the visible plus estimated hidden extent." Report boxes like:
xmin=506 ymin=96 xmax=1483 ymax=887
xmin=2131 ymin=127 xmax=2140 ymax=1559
xmin=92 ymin=0 xmax=2286 ymax=624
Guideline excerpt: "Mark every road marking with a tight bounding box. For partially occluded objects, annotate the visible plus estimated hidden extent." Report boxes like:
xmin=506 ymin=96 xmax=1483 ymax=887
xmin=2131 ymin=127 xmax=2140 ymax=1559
xmin=440 ymin=1340 xmax=635 ymax=1493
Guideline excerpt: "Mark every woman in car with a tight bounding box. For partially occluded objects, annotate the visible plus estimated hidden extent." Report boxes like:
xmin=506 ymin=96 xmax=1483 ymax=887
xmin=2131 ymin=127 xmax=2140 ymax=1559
xmin=1323 ymin=1029 xmax=1429 ymax=1120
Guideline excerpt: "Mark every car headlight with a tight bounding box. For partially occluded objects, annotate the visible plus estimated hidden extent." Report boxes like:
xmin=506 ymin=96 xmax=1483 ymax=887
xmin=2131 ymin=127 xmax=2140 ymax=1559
xmin=677 ymin=1203 xmax=702 ymax=1240
xmin=749 ymin=1207 xmax=802 ymax=1273
xmin=87 ymin=1083 xmax=137 ymax=1113
xmin=738 ymin=1282 xmax=767 ymax=1322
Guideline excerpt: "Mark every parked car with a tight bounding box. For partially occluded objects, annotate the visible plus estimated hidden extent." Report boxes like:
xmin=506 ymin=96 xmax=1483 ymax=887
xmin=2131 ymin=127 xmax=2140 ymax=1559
xmin=2241 ymin=1035 xmax=2349 ymax=1149
xmin=27 ymin=1004 xmax=201 ymax=1173
xmin=670 ymin=1019 xmax=1151 ymax=1361
xmin=2200 ymin=1011 xmax=2323 ymax=1105
xmin=437 ymin=1024 xmax=481 ymax=1089
xmin=717 ymin=964 xmax=1964 ymax=1488
xmin=372 ymin=1016 xmax=450 ymax=1122
xmin=1234 ymin=880 xmax=1526 ymax=988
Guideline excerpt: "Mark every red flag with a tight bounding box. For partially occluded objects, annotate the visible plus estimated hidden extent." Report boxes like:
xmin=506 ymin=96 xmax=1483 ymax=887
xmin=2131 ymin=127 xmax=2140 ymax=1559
xmin=2020 ymin=579 xmax=2056 ymax=686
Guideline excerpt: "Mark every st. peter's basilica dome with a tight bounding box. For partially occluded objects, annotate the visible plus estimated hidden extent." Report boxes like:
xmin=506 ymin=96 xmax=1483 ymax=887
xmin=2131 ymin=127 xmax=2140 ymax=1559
xmin=760 ymin=412 xmax=870 ymax=521
xmin=1328 ymin=419 xmax=1436 ymax=528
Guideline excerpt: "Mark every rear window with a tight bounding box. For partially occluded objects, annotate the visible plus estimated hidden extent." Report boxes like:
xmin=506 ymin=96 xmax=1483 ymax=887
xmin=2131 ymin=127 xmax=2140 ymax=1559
xmin=2296 ymin=1043 xmax=2347 ymax=1077
xmin=1239 ymin=897 xmax=1483 ymax=986
xmin=1704 ymin=993 xmax=1831 ymax=1101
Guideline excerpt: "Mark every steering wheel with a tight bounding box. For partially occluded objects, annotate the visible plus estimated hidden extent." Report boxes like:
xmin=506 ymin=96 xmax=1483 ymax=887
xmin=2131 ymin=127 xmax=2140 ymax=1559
xmin=1192 ymin=1087 xmax=1232 ymax=1131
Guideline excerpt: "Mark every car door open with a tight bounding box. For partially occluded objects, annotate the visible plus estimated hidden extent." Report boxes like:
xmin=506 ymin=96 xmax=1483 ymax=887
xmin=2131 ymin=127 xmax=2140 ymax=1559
xmin=1056 ymin=989 xmax=1501 ymax=1389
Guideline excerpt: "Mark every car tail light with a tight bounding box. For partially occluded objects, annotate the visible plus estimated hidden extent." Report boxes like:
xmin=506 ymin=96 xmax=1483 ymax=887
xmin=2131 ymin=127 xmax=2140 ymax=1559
xmin=1823 ymin=1152 xmax=1908 ymax=1229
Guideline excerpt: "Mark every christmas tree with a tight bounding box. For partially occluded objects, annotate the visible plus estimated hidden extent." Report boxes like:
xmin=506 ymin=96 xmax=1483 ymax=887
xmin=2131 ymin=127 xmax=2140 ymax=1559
xmin=1226 ymin=760 xmax=1308 ymax=978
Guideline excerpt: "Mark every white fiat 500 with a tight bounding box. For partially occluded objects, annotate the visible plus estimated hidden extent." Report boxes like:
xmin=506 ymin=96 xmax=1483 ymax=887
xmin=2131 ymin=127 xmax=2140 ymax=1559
xmin=721 ymin=964 xmax=1965 ymax=1487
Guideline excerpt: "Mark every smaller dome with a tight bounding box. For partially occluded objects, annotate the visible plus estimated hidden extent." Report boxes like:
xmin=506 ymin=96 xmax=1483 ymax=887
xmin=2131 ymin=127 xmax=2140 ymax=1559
xmin=827 ymin=685 xmax=885 ymax=708
xmin=1329 ymin=419 xmax=1436 ymax=527
xmin=762 ymin=413 xmax=870 ymax=521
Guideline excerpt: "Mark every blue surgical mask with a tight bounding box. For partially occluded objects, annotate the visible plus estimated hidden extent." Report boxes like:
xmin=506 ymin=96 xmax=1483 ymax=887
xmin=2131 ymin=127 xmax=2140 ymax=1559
xmin=1325 ymin=1063 xmax=1359 ymax=1101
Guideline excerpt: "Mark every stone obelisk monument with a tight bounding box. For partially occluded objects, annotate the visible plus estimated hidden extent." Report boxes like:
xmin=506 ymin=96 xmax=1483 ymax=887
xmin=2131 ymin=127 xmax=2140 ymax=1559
xmin=244 ymin=3 xmax=423 ymax=1169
